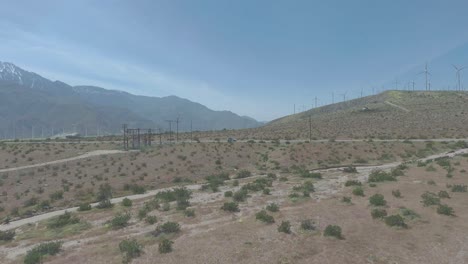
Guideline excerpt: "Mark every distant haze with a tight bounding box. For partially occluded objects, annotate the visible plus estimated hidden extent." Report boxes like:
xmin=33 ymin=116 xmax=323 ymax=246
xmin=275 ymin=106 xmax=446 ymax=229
xmin=1 ymin=1 xmax=468 ymax=120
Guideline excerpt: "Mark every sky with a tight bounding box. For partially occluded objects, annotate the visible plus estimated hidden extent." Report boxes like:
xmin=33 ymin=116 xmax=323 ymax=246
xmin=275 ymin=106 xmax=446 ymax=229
xmin=1 ymin=0 xmax=468 ymax=121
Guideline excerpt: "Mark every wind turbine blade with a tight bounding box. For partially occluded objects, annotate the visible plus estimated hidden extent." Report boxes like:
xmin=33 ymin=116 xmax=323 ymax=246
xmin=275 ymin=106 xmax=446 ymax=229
xmin=452 ymin=64 xmax=459 ymax=71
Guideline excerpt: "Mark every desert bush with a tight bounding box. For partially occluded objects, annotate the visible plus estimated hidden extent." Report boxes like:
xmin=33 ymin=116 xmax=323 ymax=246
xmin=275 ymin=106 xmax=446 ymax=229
xmin=123 ymin=183 xmax=146 ymax=194
xmin=159 ymin=238 xmax=173 ymax=254
xmin=77 ymin=203 xmax=92 ymax=211
xmin=255 ymin=210 xmax=275 ymax=223
xmin=97 ymin=183 xmax=113 ymax=201
xmin=421 ymin=192 xmax=440 ymax=206
xmin=47 ymin=211 xmax=80 ymax=229
xmin=119 ymin=239 xmax=143 ymax=263
xmin=236 ymin=170 xmax=252 ymax=179
xmin=278 ymin=221 xmax=291 ymax=234
xmin=221 ymin=202 xmax=240 ymax=212
xmin=184 ymin=209 xmax=195 ymax=217
xmin=24 ymin=241 xmax=62 ymax=264
xmin=145 ymin=215 xmax=158 ymax=224
xmin=341 ymin=196 xmax=352 ymax=203
xmin=153 ymin=221 xmax=180 ymax=236
xmin=368 ymin=170 xmax=396 ymax=182
xmin=324 ymin=225 xmax=342 ymax=239
xmin=392 ymin=190 xmax=401 ymax=198
xmin=224 ymin=191 xmax=233 ymax=197
xmin=96 ymin=199 xmax=113 ymax=209
xmin=451 ymin=185 xmax=467 ymax=192
xmin=155 ymin=188 xmax=192 ymax=202
xmin=345 ymin=180 xmax=361 ymax=187
xmin=352 ymin=186 xmax=364 ymax=196
xmin=266 ymin=203 xmax=279 ymax=212
xmin=267 ymin=173 xmax=277 ymax=180
xmin=49 ymin=190 xmax=64 ymax=201
xmin=343 ymin=166 xmax=357 ymax=173
xmin=0 ymin=230 xmax=15 ymax=241
xmin=438 ymin=190 xmax=450 ymax=199
xmin=384 ymin=215 xmax=407 ymax=228
xmin=233 ymin=189 xmax=248 ymax=202
xmin=138 ymin=208 xmax=148 ymax=220
xmin=121 ymin=198 xmax=133 ymax=207
xmin=300 ymin=219 xmax=316 ymax=231
xmin=371 ymin=208 xmax=388 ymax=219
xmin=263 ymin=188 xmax=271 ymax=195
xmin=437 ymin=204 xmax=454 ymax=216
xmin=369 ymin=194 xmax=386 ymax=206
xmin=109 ymin=212 xmax=131 ymax=229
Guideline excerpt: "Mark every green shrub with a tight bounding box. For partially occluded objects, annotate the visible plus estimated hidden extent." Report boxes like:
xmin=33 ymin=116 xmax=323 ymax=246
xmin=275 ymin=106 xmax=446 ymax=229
xmin=47 ymin=211 xmax=80 ymax=229
xmin=344 ymin=180 xmax=361 ymax=187
xmin=263 ymin=188 xmax=271 ymax=195
xmin=300 ymin=219 xmax=316 ymax=231
xmin=324 ymin=225 xmax=342 ymax=239
xmin=392 ymin=190 xmax=401 ymax=198
xmin=343 ymin=166 xmax=358 ymax=173
xmin=451 ymin=185 xmax=467 ymax=192
xmin=153 ymin=221 xmax=180 ymax=237
xmin=121 ymin=198 xmax=132 ymax=207
xmin=266 ymin=203 xmax=279 ymax=212
xmin=421 ymin=192 xmax=440 ymax=206
xmin=255 ymin=210 xmax=275 ymax=223
xmin=384 ymin=215 xmax=407 ymax=228
xmin=184 ymin=209 xmax=195 ymax=217
xmin=109 ymin=212 xmax=131 ymax=229
xmin=145 ymin=215 xmax=158 ymax=224
xmin=24 ymin=241 xmax=62 ymax=264
xmin=438 ymin=190 xmax=450 ymax=199
xmin=352 ymin=186 xmax=364 ymax=196
xmin=341 ymin=196 xmax=351 ymax=203
xmin=119 ymin=239 xmax=143 ymax=263
xmin=224 ymin=191 xmax=233 ymax=197
xmin=77 ymin=203 xmax=92 ymax=211
xmin=267 ymin=173 xmax=277 ymax=180
xmin=369 ymin=194 xmax=386 ymax=206
xmin=368 ymin=170 xmax=396 ymax=182
xmin=277 ymin=221 xmax=291 ymax=234
xmin=371 ymin=208 xmax=387 ymax=219
xmin=399 ymin=207 xmax=420 ymax=220
xmin=233 ymin=189 xmax=248 ymax=202
xmin=138 ymin=208 xmax=148 ymax=220
xmin=161 ymin=202 xmax=170 ymax=211
xmin=158 ymin=238 xmax=173 ymax=254
xmin=155 ymin=188 xmax=192 ymax=202
xmin=49 ymin=190 xmax=64 ymax=201
xmin=437 ymin=204 xmax=454 ymax=216
xmin=236 ymin=170 xmax=252 ymax=179
xmin=96 ymin=199 xmax=113 ymax=209
xmin=0 ymin=230 xmax=15 ymax=241
xmin=221 ymin=202 xmax=240 ymax=212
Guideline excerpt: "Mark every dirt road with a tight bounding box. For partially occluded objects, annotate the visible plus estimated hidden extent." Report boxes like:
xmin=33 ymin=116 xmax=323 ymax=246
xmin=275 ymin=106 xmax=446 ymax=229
xmin=0 ymin=150 xmax=128 ymax=174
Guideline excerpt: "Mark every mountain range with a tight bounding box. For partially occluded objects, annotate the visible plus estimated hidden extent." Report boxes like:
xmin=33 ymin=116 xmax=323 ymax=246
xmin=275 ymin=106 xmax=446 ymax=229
xmin=0 ymin=62 xmax=261 ymax=139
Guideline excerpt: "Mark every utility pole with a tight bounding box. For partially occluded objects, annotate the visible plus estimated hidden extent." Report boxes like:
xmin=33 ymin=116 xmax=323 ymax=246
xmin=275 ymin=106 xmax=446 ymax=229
xmin=190 ymin=120 xmax=193 ymax=142
xmin=175 ymin=117 xmax=180 ymax=142
xmin=165 ymin=120 xmax=174 ymax=142
xmin=314 ymin=97 xmax=317 ymax=108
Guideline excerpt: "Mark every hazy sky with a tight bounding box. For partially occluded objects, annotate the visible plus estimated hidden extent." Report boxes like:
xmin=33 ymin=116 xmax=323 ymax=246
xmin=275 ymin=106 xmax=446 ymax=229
xmin=1 ymin=0 xmax=468 ymax=121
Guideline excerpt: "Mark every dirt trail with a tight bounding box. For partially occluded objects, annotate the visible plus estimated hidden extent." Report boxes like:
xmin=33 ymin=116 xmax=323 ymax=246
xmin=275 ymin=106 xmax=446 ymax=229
xmin=0 ymin=150 xmax=127 ymax=173
xmin=385 ymin=101 xmax=410 ymax=112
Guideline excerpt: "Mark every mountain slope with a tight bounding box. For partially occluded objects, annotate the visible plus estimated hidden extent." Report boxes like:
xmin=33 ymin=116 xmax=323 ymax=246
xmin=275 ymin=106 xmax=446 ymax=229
xmin=247 ymin=90 xmax=468 ymax=139
xmin=0 ymin=62 xmax=261 ymax=138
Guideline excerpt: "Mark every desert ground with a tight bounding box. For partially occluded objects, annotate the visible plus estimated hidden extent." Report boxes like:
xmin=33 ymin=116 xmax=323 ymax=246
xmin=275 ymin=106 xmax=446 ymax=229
xmin=0 ymin=139 xmax=467 ymax=264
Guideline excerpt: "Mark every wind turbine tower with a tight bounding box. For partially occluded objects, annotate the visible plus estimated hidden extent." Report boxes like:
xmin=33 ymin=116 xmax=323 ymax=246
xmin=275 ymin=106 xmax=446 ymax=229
xmin=452 ymin=64 xmax=466 ymax=91
xmin=418 ymin=63 xmax=431 ymax=91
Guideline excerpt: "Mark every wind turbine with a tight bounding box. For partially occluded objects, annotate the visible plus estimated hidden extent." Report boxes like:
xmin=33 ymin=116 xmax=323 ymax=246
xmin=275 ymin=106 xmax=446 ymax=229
xmin=341 ymin=91 xmax=347 ymax=102
xmin=417 ymin=63 xmax=431 ymax=90
xmin=452 ymin=64 xmax=467 ymax=91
